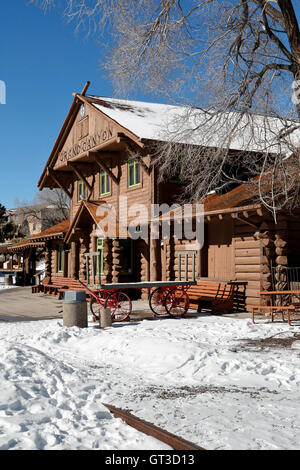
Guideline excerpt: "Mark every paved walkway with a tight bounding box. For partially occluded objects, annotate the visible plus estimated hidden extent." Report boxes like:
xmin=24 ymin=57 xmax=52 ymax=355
xmin=0 ymin=287 xmax=250 ymax=322
xmin=0 ymin=288 xmax=154 ymax=322
xmin=0 ymin=287 xmax=63 ymax=321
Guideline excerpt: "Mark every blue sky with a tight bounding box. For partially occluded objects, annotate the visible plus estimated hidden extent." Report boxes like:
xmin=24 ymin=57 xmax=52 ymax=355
xmin=0 ymin=2 xmax=152 ymax=209
xmin=0 ymin=2 xmax=300 ymax=209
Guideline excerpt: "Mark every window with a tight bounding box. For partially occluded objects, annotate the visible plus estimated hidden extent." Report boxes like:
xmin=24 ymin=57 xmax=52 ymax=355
xmin=96 ymin=238 xmax=104 ymax=275
xmin=77 ymin=179 xmax=86 ymax=202
xmin=57 ymin=244 xmax=64 ymax=273
xmin=99 ymin=168 xmax=110 ymax=196
xmin=128 ymin=158 xmax=141 ymax=188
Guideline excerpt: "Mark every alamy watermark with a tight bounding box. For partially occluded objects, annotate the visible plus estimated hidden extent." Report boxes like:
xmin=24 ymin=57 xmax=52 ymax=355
xmin=0 ymin=81 xmax=6 ymax=104
xmin=95 ymin=198 xmax=205 ymax=250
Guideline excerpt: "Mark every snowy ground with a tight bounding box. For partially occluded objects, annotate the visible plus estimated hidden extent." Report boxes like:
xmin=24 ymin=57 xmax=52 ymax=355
xmin=0 ymin=314 xmax=299 ymax=450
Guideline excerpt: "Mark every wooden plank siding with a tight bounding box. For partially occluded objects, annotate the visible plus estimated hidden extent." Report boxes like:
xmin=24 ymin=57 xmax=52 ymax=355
xmin=207 ymin=217 xmax=235 ymax=281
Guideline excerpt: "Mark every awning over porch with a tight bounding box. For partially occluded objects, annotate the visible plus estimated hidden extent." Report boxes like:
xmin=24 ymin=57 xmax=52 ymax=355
xmin=30 ymin=219 xmax=70 ymax=242
xmin=1 ymin=219 xmax=70 ymax=254
xmin=64 ymin=200 xmax=125 ymax=242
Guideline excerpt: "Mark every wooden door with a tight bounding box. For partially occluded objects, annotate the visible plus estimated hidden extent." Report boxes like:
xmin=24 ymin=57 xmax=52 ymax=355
xmin=208 ymin=217 xmax=234 ymax=281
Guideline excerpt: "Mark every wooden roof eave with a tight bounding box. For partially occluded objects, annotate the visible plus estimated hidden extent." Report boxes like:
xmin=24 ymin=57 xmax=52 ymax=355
xmin=40 ymin=94 xmax=146 ymax=191
xmin=7 ymin=241 xmax=46 ymax=254
xmin=39 ymin=83 xmax=91 ymax=190
xmin=205 ymin=203 xmax=262 ymax=218
xmin=80 ymin=95 xmax=145 ymax=150
xmin=64 ymin=200 xmax=121 ymax=243
xmin=159 ymin=202 xmax=263 ymax=222
xmin=38 ymin=96 xmax=83 ymax=190
xmin=30 ymin=233 xmax=65 ymax=243
xmin=64 ymin=202 xmax=85 ymax=244
xmin=64 ymin=200 xmax=104 ymax=243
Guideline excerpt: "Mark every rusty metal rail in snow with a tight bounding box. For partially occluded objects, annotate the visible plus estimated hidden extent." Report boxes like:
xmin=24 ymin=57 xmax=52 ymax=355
xmin=103 ymin=403 xmax=205 ymax=451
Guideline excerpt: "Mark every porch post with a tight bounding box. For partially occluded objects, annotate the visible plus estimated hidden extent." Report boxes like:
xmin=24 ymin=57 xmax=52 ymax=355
xmin=150 ymin=238 xmax=161 ymax=281
xmin=71 ymin=241 xmax=78 ymax=279
xmin=103 ymin=239 xmax=113 ymax=283
xmin=112 ymin=239 xmax=122 ymax=283
xmin=274 ymin=218 xmax=288 ymax=291
xmin=23 ymin=248 xmax=31 ymax=286
xmin=45 ymin=241 xmax=52 ymax=282
xmin=79 ymin=235 xmax=90 ymax=280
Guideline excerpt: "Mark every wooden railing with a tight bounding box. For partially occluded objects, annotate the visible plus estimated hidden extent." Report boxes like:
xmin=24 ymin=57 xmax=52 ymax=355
xmin=85 ymin=252 xmax=102 ymax=288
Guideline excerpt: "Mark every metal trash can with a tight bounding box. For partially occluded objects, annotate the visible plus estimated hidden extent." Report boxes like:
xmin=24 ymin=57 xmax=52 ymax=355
xmin=15 ymin=272 xmax=24 ymax=286
xmin=4 ymin=275 xmax=13 ymax=286
xmin=63 ymin=290 xmax=87 ymax=328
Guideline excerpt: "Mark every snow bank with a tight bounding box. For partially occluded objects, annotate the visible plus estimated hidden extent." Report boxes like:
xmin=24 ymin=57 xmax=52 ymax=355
xmin=30 ymin=317 xmax=300 ymax=390
xmin=0 ymin=315 xmax=299 ymax=449
xmin=0 ymin=335 xmax=169 ymax=450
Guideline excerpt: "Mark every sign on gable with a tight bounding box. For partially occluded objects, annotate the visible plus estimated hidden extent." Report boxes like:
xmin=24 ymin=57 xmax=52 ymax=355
xmin=54 ymin=106 xmax=118 ymax=169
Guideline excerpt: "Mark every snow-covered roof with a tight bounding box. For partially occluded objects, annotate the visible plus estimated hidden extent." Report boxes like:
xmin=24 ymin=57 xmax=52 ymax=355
xmin=88 ymin=95 xmax=300 ymax=154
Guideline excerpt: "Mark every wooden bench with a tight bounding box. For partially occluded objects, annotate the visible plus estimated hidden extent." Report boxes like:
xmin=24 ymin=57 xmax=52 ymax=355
xmin=32 ymin=276 xmax=49 ymax=294
xmin=187 ymin=281 xmax=235 ymax=314
xmin=32 ymin=284 xmax=44 ymax=294
xmin=34 ymin=276 xmax=98 ymax=301
xmin=57 ymin=278 xmax=93 ymax=300
xmin=42 ymin=277 xmax=69 ymax=296
xmin=32 ymin=277 xmax=78 ymax=296
xmin=249 ymin=305 xmax=296 ymax=326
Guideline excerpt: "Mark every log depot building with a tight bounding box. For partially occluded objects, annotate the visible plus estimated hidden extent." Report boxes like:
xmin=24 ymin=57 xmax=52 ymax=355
xmin=7 ymin=84 xmax=300 ymax=308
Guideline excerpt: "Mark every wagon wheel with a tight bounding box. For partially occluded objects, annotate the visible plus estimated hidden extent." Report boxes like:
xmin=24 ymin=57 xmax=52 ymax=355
xmin=105 ymin=291 xmax=132 ymax=322
xmin=89 ymin=296 xmax=103 ymax=321
xmin=149 ymin=287 xmax=171 ymax=316
xmin=165 ymin=289 xmax=190 ymax=318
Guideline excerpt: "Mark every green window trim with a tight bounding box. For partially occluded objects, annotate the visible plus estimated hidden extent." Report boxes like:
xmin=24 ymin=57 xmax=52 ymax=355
xmin=77 ymin=179 xmax=86 ymax=202
xmin=128 ymin=158 xmax=141 ymax=188
xmin=99 ymin=168 xmax=111 ymax=196
xmin=57 ymin=244 xmax=64 ymax=273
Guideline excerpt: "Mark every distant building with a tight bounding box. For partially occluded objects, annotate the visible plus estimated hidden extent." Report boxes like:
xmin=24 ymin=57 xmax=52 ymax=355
xmin=5 ymin=204 xmax=66 ymax=240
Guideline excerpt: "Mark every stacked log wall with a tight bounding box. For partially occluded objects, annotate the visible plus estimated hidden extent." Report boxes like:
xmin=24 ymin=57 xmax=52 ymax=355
xmin=233 ymin=217 xmax=263 ymax=306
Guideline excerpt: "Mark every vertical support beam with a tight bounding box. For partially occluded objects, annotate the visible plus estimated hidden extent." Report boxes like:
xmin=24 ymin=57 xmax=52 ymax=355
xmin=185 ymin=254 xmax=189 ymax=282
xmin=112 ymin=239 xmax=122 ymax=283
xmin=150 ymin=238 xmax=161 ymax=282
xmin=178 ymin=253 xmax=182 ymax=281
xmin=79 ymin=235 xmax=90 ymax=280
xmin=70 ymin=242 xmax=78 ymax=279
xmin=24 ymin=248 xmax=32 ymax=286
xmin=45 ymin=241 xmax=52 ymax=282
xmin=192 ymin=252 xmax=196 ymax=282
xmin=86 ymin=255 xmax=90 ymax=286
xmin=103 ymin=239 xmax=113 ymax=284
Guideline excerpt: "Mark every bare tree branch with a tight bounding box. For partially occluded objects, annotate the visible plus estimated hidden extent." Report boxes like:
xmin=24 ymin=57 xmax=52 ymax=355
xmin=31 ymin=0 xmax=300 ymax=214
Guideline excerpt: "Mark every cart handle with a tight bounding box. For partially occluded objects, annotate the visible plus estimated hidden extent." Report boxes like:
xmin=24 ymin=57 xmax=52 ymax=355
xmin=74 ymin=276 xmax=101 ymax=298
